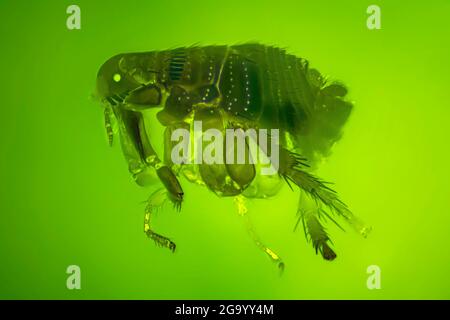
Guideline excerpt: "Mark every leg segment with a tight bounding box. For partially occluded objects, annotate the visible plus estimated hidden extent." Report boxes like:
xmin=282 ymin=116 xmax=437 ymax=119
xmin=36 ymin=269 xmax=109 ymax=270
xmin=104 ymin=106 xmax=115 ymax=147
xmin=280 ymin=148 xmax=371 ymax=238
xmin=234 ymin=196 xmax=285 ymax=272
xmin=295 ymin=192 xmax=338 ymax=260
xmin=136 ymin=113 xmax=184 ymax=209
xmin=144 ymin=188 xmax=176 ymax=252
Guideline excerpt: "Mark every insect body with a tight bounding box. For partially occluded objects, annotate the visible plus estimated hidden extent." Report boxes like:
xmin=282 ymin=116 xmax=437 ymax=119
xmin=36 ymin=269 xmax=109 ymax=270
xmin=96 ymin=44 xmax=370 ymax=267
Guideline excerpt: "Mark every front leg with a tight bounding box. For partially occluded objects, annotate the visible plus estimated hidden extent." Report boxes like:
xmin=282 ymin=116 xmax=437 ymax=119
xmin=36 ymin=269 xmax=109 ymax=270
xmin=116 ymin=109 xmax=182 ymax=251
xmin=136 ymin=113 xmax=184 ymax=209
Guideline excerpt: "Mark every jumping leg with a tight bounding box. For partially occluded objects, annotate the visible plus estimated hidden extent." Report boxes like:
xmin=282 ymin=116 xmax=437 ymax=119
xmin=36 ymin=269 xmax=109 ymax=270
xmin=295 ymin=192 xmax=339 ymax=260
xmin=280 ymin=148 xmax=371 ymax=238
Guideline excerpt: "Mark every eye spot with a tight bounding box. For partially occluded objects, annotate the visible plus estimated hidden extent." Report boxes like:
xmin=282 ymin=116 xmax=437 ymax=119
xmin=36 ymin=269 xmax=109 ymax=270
xmin=113 ymin=73 xmax=121 ymax=82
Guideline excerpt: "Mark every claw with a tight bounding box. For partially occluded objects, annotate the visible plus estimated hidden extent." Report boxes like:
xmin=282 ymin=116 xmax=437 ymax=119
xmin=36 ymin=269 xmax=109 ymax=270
xmin=278 ymin=262 xmax=285 ymax=274
xmin=169 ymin=192 xmax=183 ymax=212
xmin=173 ymin=199 xmax=182 ymax=212
xmin=320 ymin=242 xmax=337 ymax=261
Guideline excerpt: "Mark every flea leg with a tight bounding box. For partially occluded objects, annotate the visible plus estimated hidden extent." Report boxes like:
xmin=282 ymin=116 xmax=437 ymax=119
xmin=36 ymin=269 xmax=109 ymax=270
xmin=280 ymin=149 xmax=371 ymax=238
xmin=115 ymin=107 xmax=184 ymax=203
xmin=295 ymin=192 xmax=337 ymax=260
xmin=136 ymin=114 xmax=184 ymax=209
xmin=112 ymin=107 xmax=180 ymax=250
xmin=234 ymin=196 xmax=285 ymax=272
xmin=104 ymin=106 xmax=115 ymax=147
xmin=112 ymin=108 xmax=148 ymax=182
xmin=144 ymin=188 xmax=176 ymax=252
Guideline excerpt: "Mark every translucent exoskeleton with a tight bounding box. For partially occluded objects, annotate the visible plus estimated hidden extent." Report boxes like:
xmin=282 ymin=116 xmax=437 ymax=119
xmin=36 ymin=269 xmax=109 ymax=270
xmin=95 ymin=44 xmax=370 ymax=268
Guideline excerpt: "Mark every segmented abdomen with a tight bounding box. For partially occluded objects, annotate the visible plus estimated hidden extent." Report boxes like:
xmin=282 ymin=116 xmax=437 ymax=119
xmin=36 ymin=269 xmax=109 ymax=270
xmin=223 ymin=44 xmax=353 ymax=162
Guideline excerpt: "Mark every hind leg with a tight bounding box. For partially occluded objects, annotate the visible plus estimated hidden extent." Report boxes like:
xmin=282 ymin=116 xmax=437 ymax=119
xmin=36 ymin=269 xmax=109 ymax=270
xmin=280 ymin=148 xmax=371 ymax=237
xmin=295 ymin=192 xmax=339 ymax=260
xmin=234 ymin=196 xmax=284 ymax=272
xmin=144 ymin=188 xmax=176 ymax=252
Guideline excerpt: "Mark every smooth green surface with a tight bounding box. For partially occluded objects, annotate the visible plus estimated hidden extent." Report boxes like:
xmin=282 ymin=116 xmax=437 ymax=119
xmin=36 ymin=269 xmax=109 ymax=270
xmin=0 ymin=0 xmax=449 ymax=299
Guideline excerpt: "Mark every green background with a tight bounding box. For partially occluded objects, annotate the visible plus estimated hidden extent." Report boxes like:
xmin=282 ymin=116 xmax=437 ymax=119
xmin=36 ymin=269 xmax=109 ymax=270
xmin=0 ymin=0 xmax=449 ymax=299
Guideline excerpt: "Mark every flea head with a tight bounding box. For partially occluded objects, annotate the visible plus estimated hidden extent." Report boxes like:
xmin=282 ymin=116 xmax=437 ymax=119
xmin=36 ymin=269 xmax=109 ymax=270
xmin=96 ymin=53 xmax=162 ymax=108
